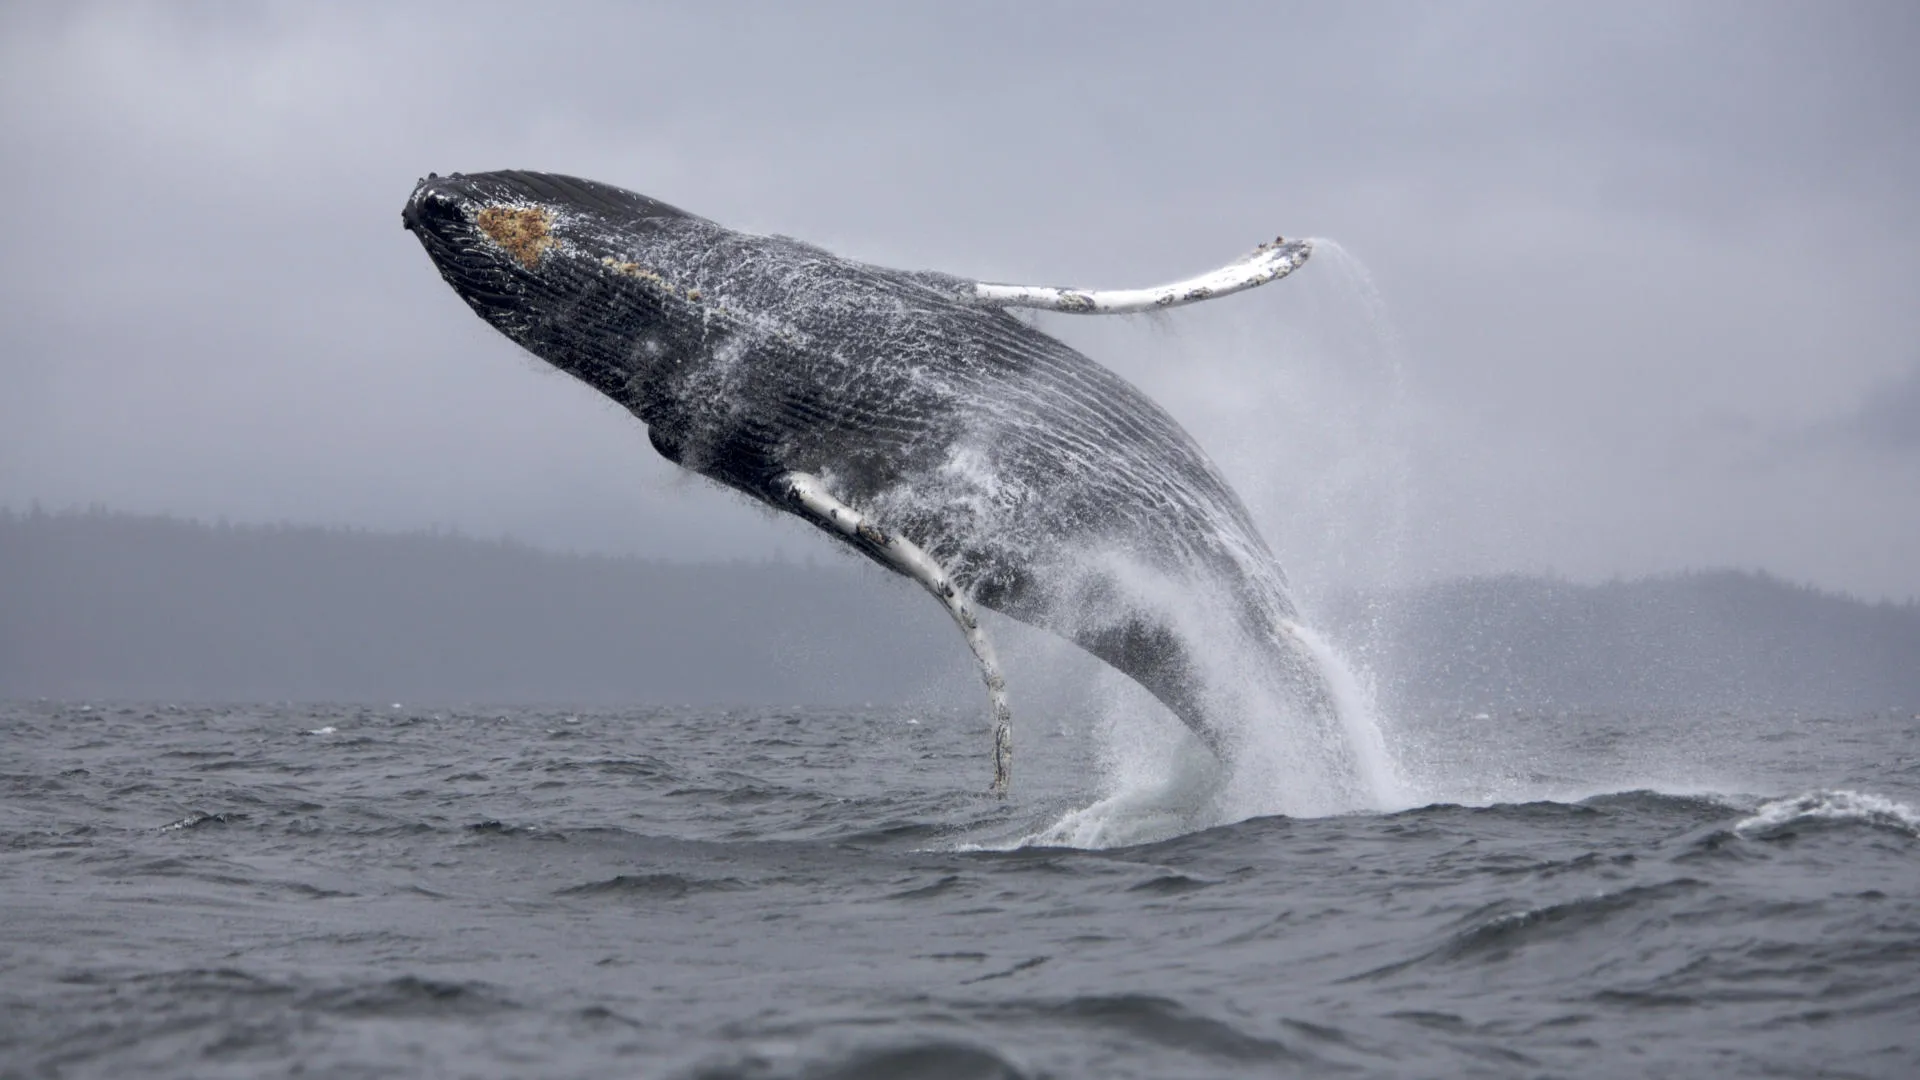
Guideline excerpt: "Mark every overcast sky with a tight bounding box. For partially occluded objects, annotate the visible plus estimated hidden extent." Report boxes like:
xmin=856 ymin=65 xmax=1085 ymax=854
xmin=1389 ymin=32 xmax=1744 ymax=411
xmin=2 ymin=1 xmax=1915 ymax=602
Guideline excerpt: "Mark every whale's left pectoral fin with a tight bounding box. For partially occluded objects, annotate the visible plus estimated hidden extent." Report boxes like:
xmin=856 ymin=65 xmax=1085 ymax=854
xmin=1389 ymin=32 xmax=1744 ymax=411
xmin=776 ymin=472 xmax=1013 ymax=796
xmin=965 ymin=236 xmax=1312 ymax=314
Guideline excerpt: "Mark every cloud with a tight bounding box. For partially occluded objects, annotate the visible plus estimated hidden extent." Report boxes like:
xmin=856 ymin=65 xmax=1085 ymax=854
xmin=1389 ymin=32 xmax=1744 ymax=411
xmin=0 ymin=1 xmax=1916 ymax=598
xmin=1841 ymin=363 xmax=1920 ymax=452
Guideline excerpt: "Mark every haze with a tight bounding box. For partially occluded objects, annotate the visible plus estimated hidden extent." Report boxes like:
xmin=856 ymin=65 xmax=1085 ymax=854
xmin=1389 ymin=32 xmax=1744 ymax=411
xmin=2 ymin=2 xmax=1915 ymax=601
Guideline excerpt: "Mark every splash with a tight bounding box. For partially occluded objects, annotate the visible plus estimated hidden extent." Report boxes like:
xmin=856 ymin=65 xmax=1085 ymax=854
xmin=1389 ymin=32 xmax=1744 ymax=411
xmin=1283 ymin=620 xmax=1410 ymax=809
xmin=1008 ymin=242 xmax=1423 ymax=847
xmin=1013 ymin=617 xmax=1410 ymax=849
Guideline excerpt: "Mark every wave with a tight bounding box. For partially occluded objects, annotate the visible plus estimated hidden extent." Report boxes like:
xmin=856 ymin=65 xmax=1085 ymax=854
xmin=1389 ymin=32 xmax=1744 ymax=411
xmin=980 ymin=782 xmax=1920 ymax=854
xmin=684 ymin=1040 xmax=1029 ymax=1080
xmin=968 ymin=993 xmax=1303 ymax=1065
xmin=1732 ymin=789 xmax=1920 ymax=839
xmin=556 ymin=872 xmax=746 ymax=899
xmin=983 ymin=783 xmax=1737 ymax=852
xmin=1437 ymin=878 xmax=1706 ymax=963
xmin=301 ymin=974 xmax=518 ymax=1018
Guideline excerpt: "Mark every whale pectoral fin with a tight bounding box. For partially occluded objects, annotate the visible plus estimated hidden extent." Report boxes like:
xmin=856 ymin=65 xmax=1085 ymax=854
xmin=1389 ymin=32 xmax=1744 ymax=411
xmin=964 ymin=237 xmax=1312 ymax=314
xmin=776 ymin=471 xmax=1013 ymax=796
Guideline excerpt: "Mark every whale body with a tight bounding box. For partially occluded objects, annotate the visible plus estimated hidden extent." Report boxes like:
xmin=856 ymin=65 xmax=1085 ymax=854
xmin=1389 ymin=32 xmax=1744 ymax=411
xmin=403 ymin=170 xmax=1328 ymax=791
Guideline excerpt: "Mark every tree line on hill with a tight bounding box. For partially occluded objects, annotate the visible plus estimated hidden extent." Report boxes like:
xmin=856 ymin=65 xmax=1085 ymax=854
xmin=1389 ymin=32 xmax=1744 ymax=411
xmin=3 ymin=508 xmax=1914 ymax=713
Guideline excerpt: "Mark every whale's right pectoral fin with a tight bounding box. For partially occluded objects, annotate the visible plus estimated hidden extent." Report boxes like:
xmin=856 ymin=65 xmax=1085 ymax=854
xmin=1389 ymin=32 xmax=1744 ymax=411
xmin=964 ymin=236 xmax=1312 ymax=314
xmin=776 ymin=471 xmax=1013 ymax=796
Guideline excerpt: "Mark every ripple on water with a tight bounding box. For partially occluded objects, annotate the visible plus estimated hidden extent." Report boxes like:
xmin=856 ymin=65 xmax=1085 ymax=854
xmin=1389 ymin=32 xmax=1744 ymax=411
xmin=556 ymin=873 xmax=749 ymax=900
xmin=684 ymin=1040 xmax=1031 ymax=1080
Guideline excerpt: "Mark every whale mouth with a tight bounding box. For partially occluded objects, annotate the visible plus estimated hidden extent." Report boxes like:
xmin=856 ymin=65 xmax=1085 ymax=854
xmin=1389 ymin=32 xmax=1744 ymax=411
xmin=402 ymin=175 xmax=542 ymax=325
xmin=402 ymin=174 xmax=536 ymax=250
xmin=401 ymin=172 xmax=464 ymax=234
xmin=403 ymin=170 xmax=715 ymax=342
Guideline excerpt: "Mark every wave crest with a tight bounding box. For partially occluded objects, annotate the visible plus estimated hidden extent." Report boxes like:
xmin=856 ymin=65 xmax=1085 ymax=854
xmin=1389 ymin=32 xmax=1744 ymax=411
xmin=1733 ymin=790 xmax=1920 ymax=838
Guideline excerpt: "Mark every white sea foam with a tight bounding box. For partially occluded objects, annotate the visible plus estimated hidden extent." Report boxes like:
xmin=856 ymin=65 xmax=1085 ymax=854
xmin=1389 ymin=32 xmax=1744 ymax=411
xmin=1733 ymin=790 xmax=1920 ymax=837
xmin=1017 ymin=740 xmax=1223 ymax=849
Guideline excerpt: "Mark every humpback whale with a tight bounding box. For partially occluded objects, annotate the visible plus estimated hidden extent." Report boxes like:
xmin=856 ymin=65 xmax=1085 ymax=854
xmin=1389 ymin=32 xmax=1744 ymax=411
xmin=403 ymin=171 xmax=1324 ymax=794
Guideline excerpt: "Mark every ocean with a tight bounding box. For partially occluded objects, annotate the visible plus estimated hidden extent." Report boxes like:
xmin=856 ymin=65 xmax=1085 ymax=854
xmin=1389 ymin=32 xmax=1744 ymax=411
xmin=3 ymin=699 xmax=1915 ymax=1078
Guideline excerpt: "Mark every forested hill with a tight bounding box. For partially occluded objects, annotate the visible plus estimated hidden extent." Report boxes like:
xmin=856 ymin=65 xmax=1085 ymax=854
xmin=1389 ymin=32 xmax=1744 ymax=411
xmin=0 ymin=508 xmax=959 ymax=705
xmin=3 ymin=509 xmax=1915 ymax=713
xmin=1319 ymin=572 xmax=1920 ymax=715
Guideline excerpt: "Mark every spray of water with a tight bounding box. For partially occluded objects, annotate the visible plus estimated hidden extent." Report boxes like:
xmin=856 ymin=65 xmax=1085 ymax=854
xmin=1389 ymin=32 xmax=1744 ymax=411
xmin=1010 ymin=238 xmax=1423 ymax=848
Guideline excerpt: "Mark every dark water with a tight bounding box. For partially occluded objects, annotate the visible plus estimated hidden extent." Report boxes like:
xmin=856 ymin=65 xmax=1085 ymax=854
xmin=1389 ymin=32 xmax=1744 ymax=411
xmin=3 ymin=700 xmax=1917 ymax=1078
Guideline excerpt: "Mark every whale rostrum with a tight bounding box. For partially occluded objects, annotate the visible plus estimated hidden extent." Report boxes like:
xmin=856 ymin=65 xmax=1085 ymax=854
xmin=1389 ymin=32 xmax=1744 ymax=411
xmin=403 ymin=170 xmax=1326 ymax=793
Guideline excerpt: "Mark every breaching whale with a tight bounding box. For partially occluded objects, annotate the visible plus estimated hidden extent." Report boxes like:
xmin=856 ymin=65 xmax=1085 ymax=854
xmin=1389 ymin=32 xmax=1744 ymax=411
xmin=403 ymin=171 xmax=1325 ymax=794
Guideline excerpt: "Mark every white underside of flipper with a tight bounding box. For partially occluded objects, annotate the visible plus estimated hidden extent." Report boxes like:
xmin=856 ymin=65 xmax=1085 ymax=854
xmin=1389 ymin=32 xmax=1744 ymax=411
xmin=778 ymin=472 xmax=1014 ymax=795
xmin=967 ymin=237 xmax=1312 ymax=314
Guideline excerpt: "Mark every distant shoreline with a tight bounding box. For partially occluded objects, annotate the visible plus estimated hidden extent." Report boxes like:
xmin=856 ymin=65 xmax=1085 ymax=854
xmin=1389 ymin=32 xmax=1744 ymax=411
xmin=3 ymin=508 xmax=1914 ymax=713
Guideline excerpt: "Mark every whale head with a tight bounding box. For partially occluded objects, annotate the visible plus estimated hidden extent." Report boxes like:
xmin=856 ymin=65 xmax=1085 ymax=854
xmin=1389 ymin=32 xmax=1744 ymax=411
xmin=402 ymin=170 xmax=708 ymax=405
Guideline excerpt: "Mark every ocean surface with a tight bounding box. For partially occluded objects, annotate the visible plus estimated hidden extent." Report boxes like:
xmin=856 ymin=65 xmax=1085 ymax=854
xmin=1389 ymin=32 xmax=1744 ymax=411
xmin=3 ymin=699 xmax=1917 ymax=1078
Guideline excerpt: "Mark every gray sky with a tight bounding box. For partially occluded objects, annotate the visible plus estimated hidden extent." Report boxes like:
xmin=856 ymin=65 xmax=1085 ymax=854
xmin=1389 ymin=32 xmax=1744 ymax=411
xmin=2 ymin=1 xmax=1916 ymax=601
